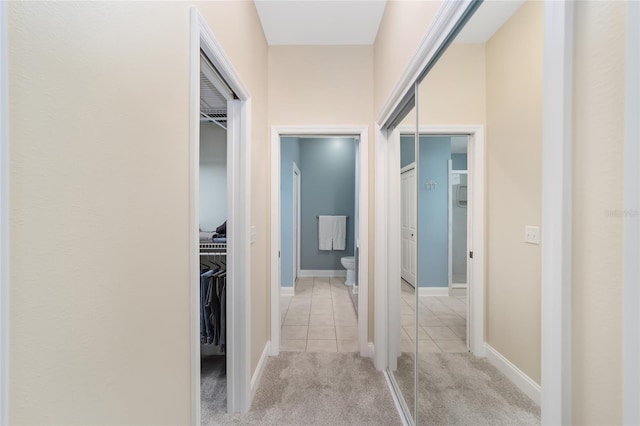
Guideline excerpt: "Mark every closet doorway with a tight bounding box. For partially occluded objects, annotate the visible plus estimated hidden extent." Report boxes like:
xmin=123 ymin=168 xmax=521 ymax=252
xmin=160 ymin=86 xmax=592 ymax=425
xmin=190 ymin=8 xmax=252 ymax=422
xmin=270 ymin=126 xmax=370 ymax=358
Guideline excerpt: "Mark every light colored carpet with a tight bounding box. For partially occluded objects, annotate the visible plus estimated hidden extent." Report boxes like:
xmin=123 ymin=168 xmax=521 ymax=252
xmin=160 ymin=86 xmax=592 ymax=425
xmin=394 ymin=352 xmax=540 ymax=425
xmin=201 ymin=356 xmax=227 ymax=418
xmin=203 ymin=352 xmax=402 ymax=425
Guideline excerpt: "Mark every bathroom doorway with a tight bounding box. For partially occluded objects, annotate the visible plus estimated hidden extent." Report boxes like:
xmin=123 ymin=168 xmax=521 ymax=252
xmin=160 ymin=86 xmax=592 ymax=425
xmin=270 ymin=126 xmax=370 ymax=358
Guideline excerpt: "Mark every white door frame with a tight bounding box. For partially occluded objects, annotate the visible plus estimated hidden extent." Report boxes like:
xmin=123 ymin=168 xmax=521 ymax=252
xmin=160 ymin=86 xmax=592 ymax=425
xmin=0 ymin=1 xmax=9 ymax=423
xmin=293 ymin=163 xmax=301 ymax=287
xmin=624 ymin=1 xmax=640 ymax=424
xmin=190 ymin=7 xmax=252 ymax=420
xmin=270 ymin=126 xmax=370 ymax=358
xmin=400 ymin=163 xmax=417 ymax=287
xmin=541 ymin=2 xmax=573 ymax=424
xmin=449 ymin=166 xmax=469 ymax=296
xmin=397 ymin=125 xmax=484 ymax=356
xmin=447 ymin=159 xmax=453 ymax=293
xmin=373 ymin=1 xmax=573 ymax=423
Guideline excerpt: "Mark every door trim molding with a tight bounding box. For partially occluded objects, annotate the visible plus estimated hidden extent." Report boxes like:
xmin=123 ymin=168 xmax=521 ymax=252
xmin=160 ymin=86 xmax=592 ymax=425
xmin=293 ymin=162 xmax=301 ymax=287
xmin=270 ymin=125 xmax=370 ymax=358
xmin=541 ymin=2 xmax=573 ymax=424
xmin=190 ymin=7 xmax=252 ymax=420
xmin=397 ymin=125 xmax=485 ymax=356
xmin=447 ymin=159 xmax=453 ymax=294
xmin=624 ymin=1 xmax=640 ymax=423
xmin=400 ymin=166 xmax=416 ymax=287
xmin=0 ymin=1 xmax=9 ymax=423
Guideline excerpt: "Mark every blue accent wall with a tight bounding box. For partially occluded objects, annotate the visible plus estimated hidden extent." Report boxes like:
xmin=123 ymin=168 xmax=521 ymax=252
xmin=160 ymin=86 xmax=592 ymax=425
xmin=280 ymin=137 xmax=300 ymax=287
xmin=452 ymin=153 xmax=467 ymax=170
xmin=418 ymin=136 xmax=451 ymax=287
xmin=401 ymin=135 xmax=415 ymax=168
xmin=400 ymin=136 xmax=468 ymax=288
xmin=299 ymin=138 xmax=356 ymax=270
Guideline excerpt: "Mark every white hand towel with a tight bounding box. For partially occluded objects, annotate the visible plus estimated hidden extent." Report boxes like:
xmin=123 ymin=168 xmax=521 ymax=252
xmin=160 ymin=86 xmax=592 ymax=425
xmin=318 ymin=216 xmax=334 ymax=251
xmin=332 ymin=216 xmax=347 ymax=250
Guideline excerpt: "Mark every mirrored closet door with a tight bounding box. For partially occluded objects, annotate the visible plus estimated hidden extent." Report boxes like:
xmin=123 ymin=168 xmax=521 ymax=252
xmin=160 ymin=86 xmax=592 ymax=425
xmin=387 ymin=100 xmax=418 ymax=420
xmin=385 ymin=0 xmax=546 ymax=424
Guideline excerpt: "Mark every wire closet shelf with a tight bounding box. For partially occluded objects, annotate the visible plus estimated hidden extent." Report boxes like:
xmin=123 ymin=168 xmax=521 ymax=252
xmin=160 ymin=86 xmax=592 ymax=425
xmin=199 ymin=242 xmax=227 ymax=256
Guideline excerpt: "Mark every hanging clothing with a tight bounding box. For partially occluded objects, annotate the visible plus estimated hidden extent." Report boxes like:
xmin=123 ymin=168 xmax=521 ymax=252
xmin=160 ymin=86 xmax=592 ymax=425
xmin=200 ymin=263 xmax=227 ymax=351
xmin=200 ymin=268 xmax=218 ymax=344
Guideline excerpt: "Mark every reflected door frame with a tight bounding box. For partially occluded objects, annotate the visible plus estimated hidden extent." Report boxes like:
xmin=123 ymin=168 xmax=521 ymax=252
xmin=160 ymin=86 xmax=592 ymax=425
xmin=397 ymin=125 xmax=484 ymax=358
xmin=400 ymin=164 xmax=418 ymax=287
xmin=292 ymin=163 xmax=301 ymax=284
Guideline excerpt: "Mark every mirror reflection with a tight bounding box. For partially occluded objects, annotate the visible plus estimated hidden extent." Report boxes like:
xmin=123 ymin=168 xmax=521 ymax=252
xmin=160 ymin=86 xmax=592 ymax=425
xmin=388 ymin=103 xmax=417 ymax=421
xmin=388 ymin=0 xmax=544 ymax=424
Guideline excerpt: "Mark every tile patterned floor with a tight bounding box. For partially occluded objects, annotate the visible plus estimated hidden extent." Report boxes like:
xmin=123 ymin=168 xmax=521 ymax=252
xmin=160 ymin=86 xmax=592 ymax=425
xmin=400 ymin=280 xmax=468 ymax=353
xmin=280 ymin=277 xmax=359 ymax=353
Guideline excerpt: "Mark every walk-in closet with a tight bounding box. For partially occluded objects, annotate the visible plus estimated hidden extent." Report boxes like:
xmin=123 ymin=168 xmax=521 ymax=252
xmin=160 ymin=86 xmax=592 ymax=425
xmin=199 ymin=51 xmax=230 ymax=417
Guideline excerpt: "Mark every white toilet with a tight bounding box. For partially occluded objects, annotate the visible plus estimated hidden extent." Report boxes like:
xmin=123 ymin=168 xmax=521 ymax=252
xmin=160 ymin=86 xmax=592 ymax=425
xmin=340 ymin=256 xmax=356 ymax=286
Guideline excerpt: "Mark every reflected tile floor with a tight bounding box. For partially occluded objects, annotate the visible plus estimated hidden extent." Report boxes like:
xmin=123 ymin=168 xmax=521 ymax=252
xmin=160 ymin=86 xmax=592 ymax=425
xmin=280 ymin=277 xmax=359 ymax=353
xmin=400 ymin=280 xmax=468 ymax=353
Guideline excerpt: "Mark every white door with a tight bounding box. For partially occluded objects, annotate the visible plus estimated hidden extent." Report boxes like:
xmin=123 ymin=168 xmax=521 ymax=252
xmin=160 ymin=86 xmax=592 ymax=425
xmin=293 ymin=165 xmax=300 ymax=283
xmin=401 ymin=167 xmax=417 ymax=286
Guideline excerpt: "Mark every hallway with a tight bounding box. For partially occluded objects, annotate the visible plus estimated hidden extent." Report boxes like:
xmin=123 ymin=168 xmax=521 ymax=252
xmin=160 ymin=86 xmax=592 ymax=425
xmin=280 ymin=277 xmax=359 ymax=353
xmin=204 ymin=350 xmax=539 ymax=425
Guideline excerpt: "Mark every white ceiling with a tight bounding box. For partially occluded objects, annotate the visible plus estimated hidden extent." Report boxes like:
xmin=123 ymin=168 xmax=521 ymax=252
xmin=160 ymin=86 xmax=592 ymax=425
xmin=454 ymin=0 xmax=525 ymax=43
xmin=253 ymin=0 xmax=524 ymax=46
xmin=254 ymin=0 xmax=387 ymax=45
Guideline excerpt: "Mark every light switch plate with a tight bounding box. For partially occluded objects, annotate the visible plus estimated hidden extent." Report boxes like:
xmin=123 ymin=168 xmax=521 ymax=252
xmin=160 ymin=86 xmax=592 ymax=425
xmin=525 ymin=226 xmax=540 ymax=244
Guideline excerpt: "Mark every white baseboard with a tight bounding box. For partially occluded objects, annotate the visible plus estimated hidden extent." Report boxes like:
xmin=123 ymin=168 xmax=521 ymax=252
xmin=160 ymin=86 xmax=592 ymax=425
xmin=450 ymin=287 xmax=467 ymax=297
xmin=299 ymin=269 xmax=346 ymax=278
xmin=250 ymin=341 xmax=270 ymax=401
xmin=366 ymin=342 xmax=375 ymax=359
xmin=485 ymin=343 xmax=541 ymax=406
xmin=280 ymin=287 xmax=295 ymax=297
xmin=418 ymin=287 xmax=449 ymax=297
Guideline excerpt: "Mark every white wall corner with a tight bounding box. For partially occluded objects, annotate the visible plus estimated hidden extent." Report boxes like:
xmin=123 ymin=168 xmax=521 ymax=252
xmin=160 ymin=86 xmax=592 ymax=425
xmin=250 ymin=341 xmax=271 ymax=403
xmin=624 ymin=1 xmax=640 ymax=424
xmin=0 ymin=1 xmax=9 ymax=424
xmin=485 ymin=344 xmax=541 ymax=406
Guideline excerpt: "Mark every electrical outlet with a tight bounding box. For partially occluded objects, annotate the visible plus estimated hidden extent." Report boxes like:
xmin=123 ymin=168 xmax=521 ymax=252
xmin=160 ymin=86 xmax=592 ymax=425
xmin=524 ymin=226 xmax=540 ymax=244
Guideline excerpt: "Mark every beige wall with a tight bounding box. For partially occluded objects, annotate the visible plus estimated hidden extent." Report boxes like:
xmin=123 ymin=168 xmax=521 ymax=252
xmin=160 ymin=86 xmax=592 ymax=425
xmin=373 ymin=0 xmax=442 ymax=113
xmin=7 ymin=1 xmax=268 ymax=424
xmin=269 ymin=46 xmax=373 ymax=126
xmin=268 ymin=45 xmax=375 ymax=338
xmin=572 ymin=1 xmax=626 ymax=423
xmin=484 ymin=0 xmax=544 ymax=384
xmin=399 ymin=43 xmax=486 ymax=127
